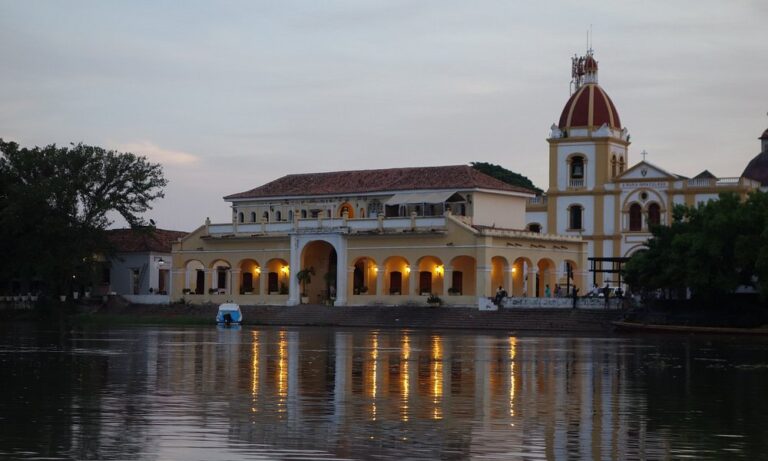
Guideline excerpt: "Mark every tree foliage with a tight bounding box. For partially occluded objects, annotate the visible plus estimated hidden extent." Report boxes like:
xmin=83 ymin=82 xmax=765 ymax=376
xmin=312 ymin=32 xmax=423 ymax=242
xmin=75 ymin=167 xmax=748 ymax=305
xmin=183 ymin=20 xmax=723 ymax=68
xmin=0 ymin=140 xmax=168 ymax=295
xmin=624 ymin=191 xmax=768 ymax=304
xmin=470 ymin=162 xmax=542 ymax=193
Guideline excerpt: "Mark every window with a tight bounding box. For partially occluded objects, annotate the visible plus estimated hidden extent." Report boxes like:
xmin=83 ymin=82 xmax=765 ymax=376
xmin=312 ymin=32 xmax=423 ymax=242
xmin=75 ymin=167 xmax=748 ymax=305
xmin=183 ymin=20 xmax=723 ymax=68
xmin=619 ymin=157 xmax=625 ymax=172
xmin=648 ymin=203 xmax=661 ymax=227
xmin=250 ymin=212 xmax=257 ymax=222
xmin=527 ymin=223 xmax=541 ymax=233
xmin=262 ymin=211 xmax=269 ymax=221
xmin=629 ymin=203 xmax=642 ymax=231
xmin=570 ymin=156 xmax=584 ymax=178
xmin=288 ymin=210 xmax=293 ymax=222
xmin=301 ymin=209 xmax=307 ymax=219
xmin=276 ymin=210 xmax=282 ymax=221
xmin=569 ymin=205 xmax=583 ymax=230
xmin=238 ymin=212 xmax=244 ymax=223
xmin=611 ymin=156 xmax=617 ymax=177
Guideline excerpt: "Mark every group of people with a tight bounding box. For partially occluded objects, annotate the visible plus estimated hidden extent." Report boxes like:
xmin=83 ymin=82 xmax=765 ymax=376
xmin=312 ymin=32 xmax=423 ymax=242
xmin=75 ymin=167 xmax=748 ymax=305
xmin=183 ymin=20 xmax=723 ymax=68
xmin=492 ymin=282 xmax=625 ymax=309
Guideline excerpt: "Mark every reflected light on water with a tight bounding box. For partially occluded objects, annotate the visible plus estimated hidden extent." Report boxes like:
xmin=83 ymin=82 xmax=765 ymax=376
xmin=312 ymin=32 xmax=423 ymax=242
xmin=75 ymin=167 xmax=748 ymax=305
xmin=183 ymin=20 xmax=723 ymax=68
xmin=431 ymin=334 xmax=443 ymax=420
xmin=368 ymin=332 xmax=379 ymax=421
xmin=401 ymin=333 xmax=410 ymax=422
xmin=277 ymin=330 xmax=287 ymax=414
xmin=251 ymin=331 xmax=260 ymax=413
xmin=509 ymin=336 xmax=517 ymax=419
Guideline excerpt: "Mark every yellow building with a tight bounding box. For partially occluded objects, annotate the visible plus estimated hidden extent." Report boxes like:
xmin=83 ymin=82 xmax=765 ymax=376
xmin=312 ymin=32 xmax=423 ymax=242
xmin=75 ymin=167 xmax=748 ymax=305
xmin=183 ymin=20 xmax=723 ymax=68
xmin=525 ymin=49 xmax=761 ymax=287
xmin=172 ymin=165 xmax=586 ymax=306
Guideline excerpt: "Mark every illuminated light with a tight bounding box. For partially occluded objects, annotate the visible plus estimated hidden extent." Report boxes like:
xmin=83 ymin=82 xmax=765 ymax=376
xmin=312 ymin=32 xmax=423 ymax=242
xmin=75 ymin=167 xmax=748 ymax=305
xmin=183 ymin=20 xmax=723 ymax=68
xmin=401 ymin=334 xmax=410 ymax=422
xmin=512 ymin=267 xmax=517 ymax=273
xmin=372 ymin=265 xmax=378 ymax=273
xmin=277 ymin=330 xmax=288 ymax=413
xmin=509 ymin=336 xmax=517 ymax=418
xmin=431 ymin=335 xmax=443 ymax=420
xmin=404 ymin=266 xmax=411 ymax=275
xmin=280 ymin=265 xmax=289 ymax=275
xmin=254 ymin=267 xmax=261 ymax=274
xmin=435 ymin=265 xmax=444 ymax=276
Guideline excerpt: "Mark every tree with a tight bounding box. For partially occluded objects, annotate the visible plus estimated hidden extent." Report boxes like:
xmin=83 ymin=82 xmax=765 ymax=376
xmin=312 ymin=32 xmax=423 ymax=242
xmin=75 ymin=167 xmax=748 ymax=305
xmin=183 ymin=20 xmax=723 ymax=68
xmin=624 ymin=191 xmax=768 ymax=305
xmin=296 ymin=266 xmax=315 ymax=297
xmin=0 ymin=140 xmax=168 ymax=298
xmin=470 ymin=162 xmax=542 ymax=193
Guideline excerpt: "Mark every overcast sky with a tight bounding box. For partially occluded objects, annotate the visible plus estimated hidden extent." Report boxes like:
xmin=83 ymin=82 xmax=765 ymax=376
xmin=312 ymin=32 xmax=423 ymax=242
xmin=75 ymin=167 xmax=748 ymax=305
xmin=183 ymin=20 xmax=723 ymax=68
xmin=2 ymin=0 xmax=766 ymax=231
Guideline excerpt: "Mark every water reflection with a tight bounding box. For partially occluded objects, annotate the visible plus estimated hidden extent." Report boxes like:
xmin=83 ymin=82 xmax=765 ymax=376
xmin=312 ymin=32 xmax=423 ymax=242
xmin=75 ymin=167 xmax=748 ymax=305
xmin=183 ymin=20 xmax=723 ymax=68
xmin=1 ymin=325 xmax=766 ymax=460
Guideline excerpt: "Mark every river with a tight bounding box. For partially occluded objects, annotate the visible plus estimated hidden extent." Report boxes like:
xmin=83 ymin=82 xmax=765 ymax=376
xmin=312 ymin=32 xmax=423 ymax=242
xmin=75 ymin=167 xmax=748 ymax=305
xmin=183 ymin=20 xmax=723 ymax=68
xmin=1 ymin=324 xmax=766 ymax=460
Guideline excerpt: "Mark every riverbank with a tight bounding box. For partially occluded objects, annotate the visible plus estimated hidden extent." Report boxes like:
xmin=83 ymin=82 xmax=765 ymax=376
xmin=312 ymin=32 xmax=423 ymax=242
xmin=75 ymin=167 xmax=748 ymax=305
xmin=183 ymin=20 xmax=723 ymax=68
xmin=54 ymin=301 xmax=624 ymax=332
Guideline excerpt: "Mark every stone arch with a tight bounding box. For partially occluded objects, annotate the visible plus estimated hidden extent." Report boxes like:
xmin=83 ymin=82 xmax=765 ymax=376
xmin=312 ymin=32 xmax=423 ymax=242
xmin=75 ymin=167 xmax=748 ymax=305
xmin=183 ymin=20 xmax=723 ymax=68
xmin=562 ymin=259 xmax=581 ymax=296
xmin=512 ymin=257 xmax=532 ymax=297
xmin=491 ymin=256 xmax=509 ymax=293
xmin=449 ymin=255 xmax=476 ymax=296
xmin=536 ymin=258 xmax=556 ymax=297
xmin=238 ymin=258 xmax=261 ymax=295
xmin=338 ymin=203 xmax=355 ymax=218
xmin=210 ymin=259 xmax=232 ymax=294
xmin=184 ymin=260 xmax=205 ymax=294
xmin=238 ymin=212 xmax=244 ymax=223
xmin=265 ymin=258 xmax=289 ymax=295
xmin=416 ymin=255 xmax=444 ymax=295
xmin=647 ymin=202 xmax=662 ymax=227
xmin=624 ymin=245 xmax=647 ymax=258
xmin=250 ymin=211 xmax=257 ymax=223
xmin=352 ymin=256 xmax=377 ymax=295
xmin=383 ymin=256 xmax=409 ymax=296
xmin=526 ymin=222 xmax=542 ymax=233
xmin=300 ymin=240 xmax=338 ymax=303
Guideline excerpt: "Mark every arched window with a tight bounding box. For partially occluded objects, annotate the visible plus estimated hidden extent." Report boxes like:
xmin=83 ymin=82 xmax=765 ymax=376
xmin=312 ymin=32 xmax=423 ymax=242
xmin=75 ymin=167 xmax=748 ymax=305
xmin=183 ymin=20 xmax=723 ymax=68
xmin=568 ymin=205 xmax=583 ymax=230
xmin=611 ymin=156 xmax=617 ymax=177
xmin=648 ymin=203 xmax=661 ymax=227
xmin=629 ymin=203 xmax=642 ymax=231
xmin=301 ymin=209 xmax=307 ymax=219
xmin=238 ymin=212 xmax=244 ymax=223
xmin=276 ymin=210 xmax=282 ymax=221
xmin=570 ymin=156 xmax=584 ymax=178
xmin=288 ymin=210 xmax=293 ymax=222
xmin=250 ymin=212 xmax=257 ymax=223
xmin=619 ymin=157 xmax=625 ymax=172
xmin=262 ymin=211 xmax=269 ymax=221
xmin=528 ymin=223 xmax=541 ymax=233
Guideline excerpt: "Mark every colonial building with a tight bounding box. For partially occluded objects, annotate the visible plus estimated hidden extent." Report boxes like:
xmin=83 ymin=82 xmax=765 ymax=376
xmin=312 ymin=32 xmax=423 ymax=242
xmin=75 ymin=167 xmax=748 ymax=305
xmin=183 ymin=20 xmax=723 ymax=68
xmin=171 ymin=165 xmax=586 ymax=306
xmin=525 ymin=49 xmax=761 ymax=287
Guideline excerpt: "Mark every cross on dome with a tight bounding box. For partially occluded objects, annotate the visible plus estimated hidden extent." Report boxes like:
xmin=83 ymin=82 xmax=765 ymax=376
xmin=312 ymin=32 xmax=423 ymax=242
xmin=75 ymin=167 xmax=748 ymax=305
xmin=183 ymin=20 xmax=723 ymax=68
xmin=641 ymin=150 xmax=648 ymax=161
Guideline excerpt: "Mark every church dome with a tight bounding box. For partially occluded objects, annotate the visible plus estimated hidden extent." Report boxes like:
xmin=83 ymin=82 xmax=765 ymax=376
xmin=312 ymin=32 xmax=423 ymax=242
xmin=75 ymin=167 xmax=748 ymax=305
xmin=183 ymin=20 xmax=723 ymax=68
xmin=742 ymin=126 xmax=768 ymax=186
xmin=558 ymin=83 xmax=622 ymax=131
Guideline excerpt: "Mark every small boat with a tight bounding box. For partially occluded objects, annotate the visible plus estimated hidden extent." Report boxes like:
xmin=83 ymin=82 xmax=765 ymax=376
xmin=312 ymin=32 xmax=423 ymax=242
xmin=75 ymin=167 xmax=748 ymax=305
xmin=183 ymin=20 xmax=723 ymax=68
xmin=216 ymin=303 xmax=243 ymax=325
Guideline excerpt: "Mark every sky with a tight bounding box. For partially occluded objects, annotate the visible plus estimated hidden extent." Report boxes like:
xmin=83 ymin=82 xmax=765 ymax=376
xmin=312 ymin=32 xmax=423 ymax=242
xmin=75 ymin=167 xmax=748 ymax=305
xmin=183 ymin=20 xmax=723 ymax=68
xmin=1 ymin=0 xmax=767 ymax=231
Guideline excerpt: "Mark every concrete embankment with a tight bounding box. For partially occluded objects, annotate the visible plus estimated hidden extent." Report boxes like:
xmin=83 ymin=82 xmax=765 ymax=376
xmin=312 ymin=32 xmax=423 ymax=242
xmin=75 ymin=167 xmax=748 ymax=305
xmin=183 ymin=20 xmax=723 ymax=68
xmin=98 ymin=302 xmax=624 ymax=332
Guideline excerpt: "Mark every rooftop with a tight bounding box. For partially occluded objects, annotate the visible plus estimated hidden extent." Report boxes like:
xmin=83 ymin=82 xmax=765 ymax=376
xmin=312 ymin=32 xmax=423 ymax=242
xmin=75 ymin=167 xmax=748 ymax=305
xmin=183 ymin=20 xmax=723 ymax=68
xmin=224 ymin=165 xmax=535 ymax=200
xmin=108 ymin=228 xmax=188 ymax=253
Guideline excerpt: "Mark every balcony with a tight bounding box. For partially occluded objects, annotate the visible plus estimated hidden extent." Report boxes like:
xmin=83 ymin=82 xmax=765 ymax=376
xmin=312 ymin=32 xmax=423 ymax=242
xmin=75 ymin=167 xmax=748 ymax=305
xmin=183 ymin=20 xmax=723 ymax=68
xmin=568 ymin=178 xmax=585 ymax=189
xmin=205 ymin=215 xmax=448 ymax=238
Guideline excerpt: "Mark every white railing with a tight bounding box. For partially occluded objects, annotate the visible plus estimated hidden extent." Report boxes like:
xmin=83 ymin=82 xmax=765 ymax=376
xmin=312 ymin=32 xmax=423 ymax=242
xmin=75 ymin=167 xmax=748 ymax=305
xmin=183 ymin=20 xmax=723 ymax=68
xmin=502 ymin=297 xmax=620 ymax=309
xmin=207 ymin=216 xmax=448 ymax=236
xmin=527 ymin=196 xmax=548 ymax=205
xmin=568 ymin=178 xmax=585 ymax=188
xmin=685 ymin=177 xmax=759 ymax=188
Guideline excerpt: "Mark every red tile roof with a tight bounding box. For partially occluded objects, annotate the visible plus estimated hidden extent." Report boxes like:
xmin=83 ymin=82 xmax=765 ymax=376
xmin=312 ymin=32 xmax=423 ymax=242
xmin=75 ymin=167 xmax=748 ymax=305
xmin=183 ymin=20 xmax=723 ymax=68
xmin=107 ymin=228 xmax=187 ymax=253
xmin=224 ymin=165 xmax=534 ymax=200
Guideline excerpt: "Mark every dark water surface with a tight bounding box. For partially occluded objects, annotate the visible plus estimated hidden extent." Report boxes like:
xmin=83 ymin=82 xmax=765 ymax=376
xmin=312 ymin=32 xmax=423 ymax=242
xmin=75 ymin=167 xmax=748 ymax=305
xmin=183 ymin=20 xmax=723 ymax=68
xmin=1 ymin=324 xmax=767 ymax=460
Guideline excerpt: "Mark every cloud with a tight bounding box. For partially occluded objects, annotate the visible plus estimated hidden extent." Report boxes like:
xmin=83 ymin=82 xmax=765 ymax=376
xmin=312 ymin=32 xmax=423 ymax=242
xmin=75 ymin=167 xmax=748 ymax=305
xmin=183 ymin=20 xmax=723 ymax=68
xmin=113 ymin=141 xmax=200 ymax=166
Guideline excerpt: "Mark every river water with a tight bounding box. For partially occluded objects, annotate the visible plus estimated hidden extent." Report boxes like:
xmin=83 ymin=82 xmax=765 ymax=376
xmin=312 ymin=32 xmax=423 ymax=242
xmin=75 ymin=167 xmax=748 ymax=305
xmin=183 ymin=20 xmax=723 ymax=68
xmin=0 ymin=324 xmax=766 ymax=460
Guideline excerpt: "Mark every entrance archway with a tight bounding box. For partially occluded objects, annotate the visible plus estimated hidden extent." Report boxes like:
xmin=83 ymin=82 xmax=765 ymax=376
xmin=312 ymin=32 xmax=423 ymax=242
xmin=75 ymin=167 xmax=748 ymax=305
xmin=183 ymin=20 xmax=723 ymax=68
xmin=301 ymin=241 xmax=338 ymax=304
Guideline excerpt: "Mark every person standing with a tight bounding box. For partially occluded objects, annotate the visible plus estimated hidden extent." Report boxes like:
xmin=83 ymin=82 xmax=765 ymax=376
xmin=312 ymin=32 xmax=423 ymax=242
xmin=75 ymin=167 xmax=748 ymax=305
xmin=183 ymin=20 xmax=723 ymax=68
xmin=545 ymin=284 xmax=551 ymax=298
xmin=572 ymin=286 xmax=579 ymax=309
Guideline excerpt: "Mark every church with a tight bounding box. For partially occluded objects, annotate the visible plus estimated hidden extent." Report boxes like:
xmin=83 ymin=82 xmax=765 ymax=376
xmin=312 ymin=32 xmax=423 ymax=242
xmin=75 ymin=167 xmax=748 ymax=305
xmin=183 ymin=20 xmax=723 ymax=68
xmin=171 ymin=49 xmax=764 ymax=306
xmin=524 ymin=49 xmax=762 ymax=287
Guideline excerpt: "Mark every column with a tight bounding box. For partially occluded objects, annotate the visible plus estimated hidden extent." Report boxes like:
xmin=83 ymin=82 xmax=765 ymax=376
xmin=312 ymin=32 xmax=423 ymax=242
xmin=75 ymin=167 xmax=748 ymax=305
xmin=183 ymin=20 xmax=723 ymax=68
xmin=376 ymin=266 xmax=384 ymax=297
xmin=287 ymin=235 xmax=301 ymax=305
xmin=443 ymin=268 xmax=452 ymax=297
xmin=408 ymin=265 xmax=417 ymax=295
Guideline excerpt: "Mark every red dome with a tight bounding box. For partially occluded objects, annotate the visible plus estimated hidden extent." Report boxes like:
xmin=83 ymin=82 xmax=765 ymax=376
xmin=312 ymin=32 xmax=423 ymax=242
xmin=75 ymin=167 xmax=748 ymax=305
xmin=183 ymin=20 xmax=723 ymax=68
xmin=584 ymin=56 xmax=598 ymax=72
xmin=558 ymin=83 xmax=622 ymax=131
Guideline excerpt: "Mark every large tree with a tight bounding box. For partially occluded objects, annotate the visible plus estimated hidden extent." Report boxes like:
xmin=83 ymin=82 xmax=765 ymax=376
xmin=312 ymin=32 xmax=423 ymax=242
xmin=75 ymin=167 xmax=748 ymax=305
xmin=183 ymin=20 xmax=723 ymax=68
xmin=470 ymin=162 xmax=542 ymax=193
xmin=624 ymin=191 xmax=768 ymax=305
xmin=0 ymin=140 xmax=167 ymax=297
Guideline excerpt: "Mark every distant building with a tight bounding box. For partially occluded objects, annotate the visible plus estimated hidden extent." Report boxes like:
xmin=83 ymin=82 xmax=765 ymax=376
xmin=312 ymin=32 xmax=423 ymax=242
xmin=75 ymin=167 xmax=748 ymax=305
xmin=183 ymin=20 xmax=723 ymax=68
xmin=103 ymin=228 xmax=187 ymax=301
xmin=525 ymin=49 xmax=761 ymax=287
xmin=172 ymin=166 xmax=586 ymax=306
